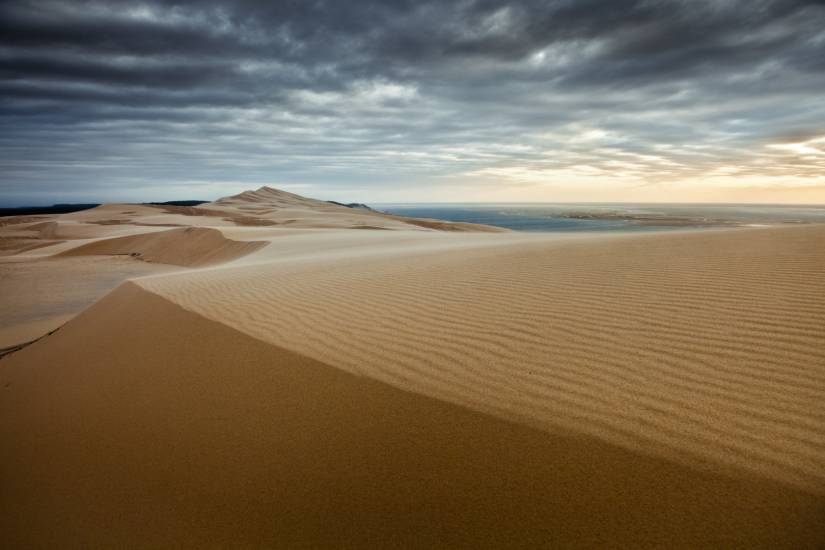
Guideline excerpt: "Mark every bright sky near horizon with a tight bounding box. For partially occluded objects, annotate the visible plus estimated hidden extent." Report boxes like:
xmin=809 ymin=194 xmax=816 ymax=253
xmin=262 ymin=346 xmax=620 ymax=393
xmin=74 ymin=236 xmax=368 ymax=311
xmin=2 ymin=0 xmax=824 ymax=205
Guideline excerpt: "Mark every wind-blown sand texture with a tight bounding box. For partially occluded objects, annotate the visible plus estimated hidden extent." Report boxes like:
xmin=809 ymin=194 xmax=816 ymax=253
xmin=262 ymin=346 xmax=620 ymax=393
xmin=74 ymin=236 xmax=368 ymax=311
xmin=0 ymin=188 xmax=501 ymax=345
xmin=0 ymin=282 xmax=822 ymax=549
xmin=1 ymin=187 xmax=824 ymax=548
xmin=137 ymin=224 xmax=825 ymax=492
xmin=0 ymin=256 xmax=171 ymax=348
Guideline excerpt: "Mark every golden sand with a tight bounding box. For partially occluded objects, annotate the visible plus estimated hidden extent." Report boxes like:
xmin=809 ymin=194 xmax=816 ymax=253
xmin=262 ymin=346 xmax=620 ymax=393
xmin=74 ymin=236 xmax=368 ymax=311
xmin=1 ymin=188 xmax=824 ymax=548
xmin=1 ymin=283 xmax=823 ymax=549
xmin=139 ymin=224 xmax=825 ymax=493
xmin=58 ymin=226 xmax=267 ymax=267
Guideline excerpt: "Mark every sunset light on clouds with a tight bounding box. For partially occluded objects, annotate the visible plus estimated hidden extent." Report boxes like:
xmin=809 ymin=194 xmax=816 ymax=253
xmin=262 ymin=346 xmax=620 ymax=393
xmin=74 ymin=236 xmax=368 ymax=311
xmin=2 ymin=0 xmax=824 ymax=204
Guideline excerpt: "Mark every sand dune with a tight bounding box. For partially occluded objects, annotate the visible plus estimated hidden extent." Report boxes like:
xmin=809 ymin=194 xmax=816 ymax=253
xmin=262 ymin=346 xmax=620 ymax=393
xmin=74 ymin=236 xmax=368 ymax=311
xmin=203 ymin=185 xmax=510 ymax=231
xmin=0 ymin=255 xmax=172 ymax=347
xmin=1 ymin=283 xmax=823 ymax=549
xmin=58 ymin=226 xmax=267 ymax=266
xmin=0 ymin=187 xmax=504 ymax=263
xmin=2 ymin=186 xmax=824 ymax=547
xmin=0 ymin=220 xmax=63 ymax=255
xmin=138 ymin=224 xmax=825 ymax=494
xmin=0 ymin=188 xmax=504 ymax=347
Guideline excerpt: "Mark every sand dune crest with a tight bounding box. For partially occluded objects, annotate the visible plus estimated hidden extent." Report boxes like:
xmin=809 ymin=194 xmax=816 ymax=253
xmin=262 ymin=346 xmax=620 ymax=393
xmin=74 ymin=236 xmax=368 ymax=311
xmin=58 ymin=226 xmax=267 ymax=266
xmin=1 ymin=283 xmax=823 ymax=549
xmin=138 ymin=224 xmax=825 ymax=493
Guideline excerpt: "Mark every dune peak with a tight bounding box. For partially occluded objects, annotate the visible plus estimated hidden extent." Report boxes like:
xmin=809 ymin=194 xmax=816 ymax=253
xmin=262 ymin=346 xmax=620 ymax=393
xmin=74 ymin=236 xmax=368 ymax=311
xmin=204 ymin=186 xmax=509 ymax=232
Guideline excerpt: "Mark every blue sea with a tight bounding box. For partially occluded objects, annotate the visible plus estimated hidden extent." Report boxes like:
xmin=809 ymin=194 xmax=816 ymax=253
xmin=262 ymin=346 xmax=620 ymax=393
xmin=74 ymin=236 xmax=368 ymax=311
xmin=376 ymin=203 xmax=825 ymax=233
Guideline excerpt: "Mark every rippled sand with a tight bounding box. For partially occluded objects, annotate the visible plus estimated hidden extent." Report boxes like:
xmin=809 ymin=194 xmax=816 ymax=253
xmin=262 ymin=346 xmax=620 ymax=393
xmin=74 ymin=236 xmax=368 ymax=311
xmin=2 ymin=188 xmax=824 ymax=548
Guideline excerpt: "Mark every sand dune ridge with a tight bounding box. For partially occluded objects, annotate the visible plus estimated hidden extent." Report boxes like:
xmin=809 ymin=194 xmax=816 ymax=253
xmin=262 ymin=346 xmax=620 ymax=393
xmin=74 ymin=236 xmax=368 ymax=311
xmin=137 ymin=225 xmax=825 ymax=493
xmin=58 ymin=226 xmax=267 ymax=266
xmin=2 ymin=282 xmax=823 ymax=549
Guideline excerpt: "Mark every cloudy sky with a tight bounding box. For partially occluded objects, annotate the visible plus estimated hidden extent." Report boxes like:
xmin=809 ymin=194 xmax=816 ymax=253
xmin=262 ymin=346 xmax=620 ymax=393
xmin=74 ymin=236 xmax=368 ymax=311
xmin=2 ymin=0 xmax=824 ymax=205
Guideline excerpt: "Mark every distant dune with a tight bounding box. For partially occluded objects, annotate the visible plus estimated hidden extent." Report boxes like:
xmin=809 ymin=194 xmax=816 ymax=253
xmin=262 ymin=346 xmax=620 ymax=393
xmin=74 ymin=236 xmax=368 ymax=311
xmin=201 ymin=185 xmax=511 ymax=231
xmin=1 ymin=186 xmax=824 ymax=548
xmin=58 ymin=226 xmax=267 ymax=267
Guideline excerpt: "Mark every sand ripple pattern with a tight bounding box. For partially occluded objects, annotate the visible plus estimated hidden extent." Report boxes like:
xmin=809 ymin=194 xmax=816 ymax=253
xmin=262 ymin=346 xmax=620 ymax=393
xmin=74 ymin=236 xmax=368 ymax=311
xmin=139 ymin=226 xmax=825 ymax=493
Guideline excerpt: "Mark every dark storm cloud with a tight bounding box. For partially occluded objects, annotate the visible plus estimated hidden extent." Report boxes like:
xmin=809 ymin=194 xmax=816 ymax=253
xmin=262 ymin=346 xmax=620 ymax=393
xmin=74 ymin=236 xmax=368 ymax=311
xmin=1 ymin=0 xmax=824 ymax=203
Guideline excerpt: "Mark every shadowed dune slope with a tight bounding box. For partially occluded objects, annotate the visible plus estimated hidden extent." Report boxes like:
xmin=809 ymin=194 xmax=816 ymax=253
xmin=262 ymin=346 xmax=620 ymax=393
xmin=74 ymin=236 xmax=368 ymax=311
xmin=138 ymin=225 xmax=825 ymax=492
xmin=1 ymin=283 xmax=823 ymax=549
xmin=58 ymin=227 xmax=267 ymax=266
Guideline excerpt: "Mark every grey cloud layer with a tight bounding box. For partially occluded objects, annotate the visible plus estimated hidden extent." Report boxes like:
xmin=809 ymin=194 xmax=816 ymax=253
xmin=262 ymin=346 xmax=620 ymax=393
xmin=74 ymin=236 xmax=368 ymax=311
xmin=2 ymin=0 xmax=824 ymax=203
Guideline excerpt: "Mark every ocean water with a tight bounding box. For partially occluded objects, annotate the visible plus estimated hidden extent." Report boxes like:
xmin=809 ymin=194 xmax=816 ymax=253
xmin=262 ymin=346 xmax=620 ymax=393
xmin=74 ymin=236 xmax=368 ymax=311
xmin=376 ymin=203 xmax=825 ymax=233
